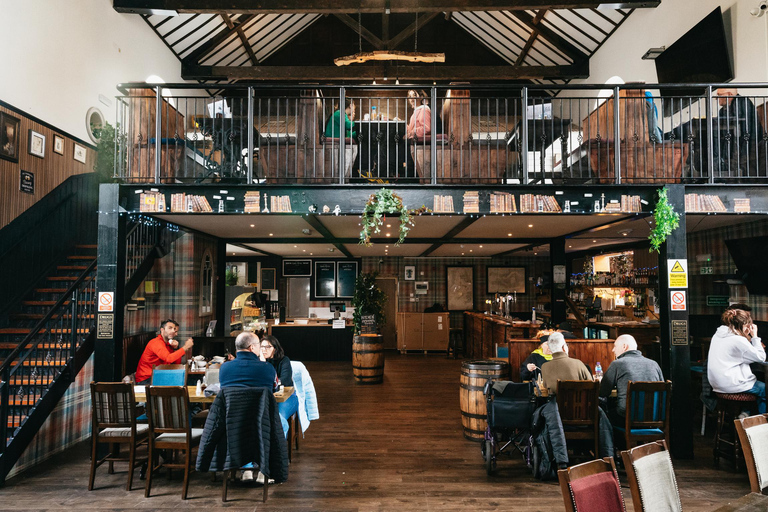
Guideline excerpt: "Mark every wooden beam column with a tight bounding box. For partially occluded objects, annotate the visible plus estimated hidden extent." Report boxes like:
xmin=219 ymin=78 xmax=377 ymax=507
xmin=550 ymin=237 xmax=567 ymax=326
xmin=95 ymin=184 xmax=127 ymax=382
xmin=657 ymin=184 xmax=693 ymax=459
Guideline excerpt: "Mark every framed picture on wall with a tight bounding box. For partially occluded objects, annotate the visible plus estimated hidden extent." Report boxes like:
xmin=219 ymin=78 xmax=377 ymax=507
xmin=446 ymin=266 xmax=473 ymax=311
xmin=0 ymin=112 xmax=21 ymax=163
xmin=404 ymin=265 xmax=415 ymax=281
xmin=53 ymin=134 xmax=64 ymax=155
xmin=73 ymin=143 xmax=87 ymax=164
xmin=487 ymin=267 xmax=526 ymax=294
xmin=261 ymin=268 xmax=276 ymax=290
xmin=28 ymin=129 xmax=45 ymax=158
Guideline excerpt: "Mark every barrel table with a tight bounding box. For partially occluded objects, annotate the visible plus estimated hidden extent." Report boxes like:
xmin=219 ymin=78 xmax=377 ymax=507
xmin=353 ymin=334 xmax=384 ymax=384
xmin=459 ymin=360 xmax=510 ymax=441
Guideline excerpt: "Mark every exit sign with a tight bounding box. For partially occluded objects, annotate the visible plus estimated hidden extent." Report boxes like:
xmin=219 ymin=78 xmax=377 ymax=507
xmin=700 ymin=266 xmax=713 ymax=275
xmin=707 ymin=296 xmax=730 ymax=307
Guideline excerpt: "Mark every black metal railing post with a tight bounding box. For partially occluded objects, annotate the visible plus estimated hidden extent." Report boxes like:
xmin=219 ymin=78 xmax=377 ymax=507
xmin=247 ymin=86 xmax=254 ymax=184
xmin=0 ymin=366 xmax=8 ymax=453
xmin=431 ymin=86 xmax=438 ymax=185
xmin=339 ymin=87 xmax=346 ymax=185
xmin=613 ymin=86 xmax=621 ymax=184
xmin=521 ymin=87 xmax=528 ymax=184
xmin=154 ymin=86 xmax=162 ymax=184
xmin=70 ymin=289 xmax=78 ymax=366
xmin=706 ymin=86 xmax=715 ymax=183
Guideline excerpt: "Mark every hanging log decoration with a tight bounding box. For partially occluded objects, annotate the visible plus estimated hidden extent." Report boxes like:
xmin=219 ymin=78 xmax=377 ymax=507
xmin=334 ymin=50 xmax=445 ymax=66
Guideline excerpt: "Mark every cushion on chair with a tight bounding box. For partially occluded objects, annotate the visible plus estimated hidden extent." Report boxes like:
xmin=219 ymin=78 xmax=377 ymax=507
xmin=716 ymin=392 xmax=758 ymax=402
xmin=614 ymin=426 xmax=664 ymax=436
xmin=632 ymin=450 xmax=683 ymax=512
xmin=745 ymin=423 xmax=768 ymax=490
xmin=100 ymin=424 xmax=149 ymax=437
xmin=156 ymin=428 xmax=204 ymax=443
xmin=569 ymin=471 xmax=625 ymax=512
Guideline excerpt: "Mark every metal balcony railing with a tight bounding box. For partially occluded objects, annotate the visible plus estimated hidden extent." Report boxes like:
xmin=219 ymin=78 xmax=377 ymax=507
xmin=114 ymin=83 xmax=768 ymax=186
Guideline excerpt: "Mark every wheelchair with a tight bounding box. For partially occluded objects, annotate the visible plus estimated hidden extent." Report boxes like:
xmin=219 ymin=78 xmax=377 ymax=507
xmin=481 ymin=379 xmax=538 ymax=475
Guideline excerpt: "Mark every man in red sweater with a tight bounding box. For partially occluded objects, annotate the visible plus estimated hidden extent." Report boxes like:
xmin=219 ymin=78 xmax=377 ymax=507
xmin=135 ymin=319 xmax=194 ymax=384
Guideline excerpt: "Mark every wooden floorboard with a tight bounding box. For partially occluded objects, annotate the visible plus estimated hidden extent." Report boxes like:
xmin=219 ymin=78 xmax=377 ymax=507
xmin=2 ymin=353 xmax=754 ymax=510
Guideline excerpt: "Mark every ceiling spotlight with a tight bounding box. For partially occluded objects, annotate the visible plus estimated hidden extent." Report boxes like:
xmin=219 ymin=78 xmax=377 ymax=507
xmin=269 ymin=233 xmax=273 ymax=236
xmin=528 ymin=224 xmax=533 ymax=228
xmin=507 ymin=233 xmax=512 ymax=237
xmin=479 ymin=245 xmax=483 ymax=248
xmin=618 ymin=228 xmax=633 ymax=236
xmin=301 ymin=228 xmax=312 ymax=235
xmin=303 ymin=249 xmax=306 ymax=252
xmin=386 ymin=233 xmax=391 ymax=237
xmin=470 ymin=249 xmax=473 ymax=252
xmin=641 ymin=46 xmax=666 ymax=60
xmin=386 ymin=224 xmax=391 ymax=228
xmin=592 ymin=240 xmax=597 ymax=243
xmin=328 ymin=247 xmax=335 ymax=252
xmin=294 ymin=245 xmax=297 ymax=248
xmin=250 ymin=224 xmax=255 ymax=228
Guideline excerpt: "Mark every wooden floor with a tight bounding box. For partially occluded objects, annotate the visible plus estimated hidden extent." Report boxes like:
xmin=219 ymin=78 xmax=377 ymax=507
xmin=2 ymin=353 xmax=754 ymax=511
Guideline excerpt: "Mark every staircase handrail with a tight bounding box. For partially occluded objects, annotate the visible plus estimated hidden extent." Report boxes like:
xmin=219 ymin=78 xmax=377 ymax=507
xmin=0 ymin=260 xmax=96 ymax=377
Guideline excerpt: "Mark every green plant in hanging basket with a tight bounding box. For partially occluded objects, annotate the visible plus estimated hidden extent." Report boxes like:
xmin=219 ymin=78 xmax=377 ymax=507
xmin=351 ymin=271 xmax=388 ymax=335
xmin=359 ymin=188 xmax=430 ymax=247
xmin=649 ymin=188 xmax=680 ymax=253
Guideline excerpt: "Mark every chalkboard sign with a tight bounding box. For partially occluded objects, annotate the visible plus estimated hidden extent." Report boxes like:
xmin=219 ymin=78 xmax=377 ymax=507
xmin=283 ymin=259 xmax=312 ymax=277
xmin=361 ymin=314 xmax=377 ymax=334
xmin=336 ymin=261 xmax=358 ymax=298
xmin=314 ymin=261 xmax=336 ymax=298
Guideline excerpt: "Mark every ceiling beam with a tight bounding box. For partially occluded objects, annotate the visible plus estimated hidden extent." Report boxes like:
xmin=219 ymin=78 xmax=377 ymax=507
xmin=229 ymin=241 xmax=277 ymax=257
xmin=115 ymin=0 xmax=661 ymax=15
xmin=181 ymin=61 xmax=589 ymax=80
xmin=222 ymin=14 xmax=259 ymax=65
xmin=334 ymin=14 xmax=385 ymax=50
xmin=509 ymin=10 xmax=588 ymax=63
xmin=301 ymin=215 xmax=354 ymax=258
xmin=230 ymin=237 xmax=548 ymax=244
xmin=565 ymin=214 xmax=649 ymax=238
xmin=419 ymin=216 xmax=480 ymax=257
xmin=492 ymin=243 xmax=537 ymax=258
xmin=182 ymin=14 xmax=257 ymax=64
xmin=515 ymin=10 xmax=546 ymax=66
xmin=387 ymin=12 xmax=440 ymax=50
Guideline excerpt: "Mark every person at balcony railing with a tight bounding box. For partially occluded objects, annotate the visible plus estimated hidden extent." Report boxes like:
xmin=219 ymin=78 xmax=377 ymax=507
xmin=644 ymin=91 xmax=663 ymax=142
xmin=715 ymin=88 xmax=764 ymax=173
xmin=324 ymin=98 xmax=357 ymax=139
xmin=407 ymin=89 xmax=431 ymax=140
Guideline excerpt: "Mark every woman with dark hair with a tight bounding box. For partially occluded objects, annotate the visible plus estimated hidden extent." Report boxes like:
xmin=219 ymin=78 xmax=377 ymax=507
xmin=708 ymin=308 xmax=766 ymax=413
xmin=260 ymin=335 xmax=299 ymax=438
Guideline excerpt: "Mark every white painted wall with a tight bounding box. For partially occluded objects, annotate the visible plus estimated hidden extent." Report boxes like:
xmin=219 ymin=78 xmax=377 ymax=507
xmin=0 ymin=0 xmax=189 ymax=142
xmin=574 ymin=0 xmax=768 ymax=85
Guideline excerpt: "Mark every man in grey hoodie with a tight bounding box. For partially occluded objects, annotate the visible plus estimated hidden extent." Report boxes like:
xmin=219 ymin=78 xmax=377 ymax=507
xmin=599 ymin=334 xmax=664 ymax=427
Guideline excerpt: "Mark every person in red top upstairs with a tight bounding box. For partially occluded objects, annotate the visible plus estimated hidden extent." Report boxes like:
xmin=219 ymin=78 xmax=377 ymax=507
xmin=135 ymin=319 xmax=194 ymax=384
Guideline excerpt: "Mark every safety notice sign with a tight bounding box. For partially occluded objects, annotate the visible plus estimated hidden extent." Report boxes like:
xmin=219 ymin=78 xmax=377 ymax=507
xmin=98 ymin=292 xmax=114 ymax=312
xmin=671 ymin=290 xmax=687 ymax=311
xmin=667 ymin=259 xmax=688 ymax=288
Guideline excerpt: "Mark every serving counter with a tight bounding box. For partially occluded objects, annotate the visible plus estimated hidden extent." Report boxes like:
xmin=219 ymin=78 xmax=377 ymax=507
xmin=463 ymin=312 xmax=540 ymax=359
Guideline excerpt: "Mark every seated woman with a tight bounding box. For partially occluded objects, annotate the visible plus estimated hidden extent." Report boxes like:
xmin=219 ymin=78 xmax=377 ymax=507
xmin=519 ymin=339 xmax=553 ymax=381
xmin=708 ymin=308 xmax=766 ymax=413
xmin=260 ymin=335 xmax=300 ymax=438
xmin=407 ymin=89 xmax=431 ymax=140
xmin=323 ymin=99 xmax=358 ymax=177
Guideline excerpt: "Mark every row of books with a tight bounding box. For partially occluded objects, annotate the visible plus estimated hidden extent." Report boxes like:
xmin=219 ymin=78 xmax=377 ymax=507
xmin=433 ymin=195 xmax=455 ymax=213
xmin=170 ymin=193 xmax=213 ymax=212
xmin=244 ymin=191 xmax=260 ymax=213
xmin=685 ymin=194 xmax=727 ymax=213
xmin=270 ymin=195 xmax=292 ymax=213
xmin=620 ymin=195 xmax=642 ymax=213
xmin=489 ymin=192 xmax=517 ymax=213
xmin=463 ymin=191 xmax=479 ymax=213
xmin=520 ymin=194 xmax=562 ymax=213
xmin=139 ymin=192 xmax=166 ymax=213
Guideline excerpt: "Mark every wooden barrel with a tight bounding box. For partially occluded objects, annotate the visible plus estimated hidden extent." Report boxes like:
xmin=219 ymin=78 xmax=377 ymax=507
xmin=353 ymin=334 xmax=384 ymax=384
xmin=459 ymin=359 xmax=510 ymax=441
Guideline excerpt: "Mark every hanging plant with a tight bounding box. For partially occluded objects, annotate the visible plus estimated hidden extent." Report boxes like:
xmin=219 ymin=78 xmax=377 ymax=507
xmin=649 ymin=188 xmax=680 ymax=253
xmin=359 ymin=188 xmax=430 ymax=247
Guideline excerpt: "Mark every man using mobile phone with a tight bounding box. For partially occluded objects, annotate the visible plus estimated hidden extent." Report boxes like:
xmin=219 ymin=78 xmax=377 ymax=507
xmin=135 ymin=319 xmax=194 ymax=385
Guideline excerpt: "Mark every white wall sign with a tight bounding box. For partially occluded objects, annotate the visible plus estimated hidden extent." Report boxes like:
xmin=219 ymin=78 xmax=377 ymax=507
xmin=98 ymin=292 xmax=114 ymax=312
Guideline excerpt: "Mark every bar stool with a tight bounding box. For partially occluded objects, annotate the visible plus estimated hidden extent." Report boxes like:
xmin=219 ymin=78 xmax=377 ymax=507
xmin=448 ymin=328 xmax=464 ymax=359
xmin=713 ymin=392 xmax=759 ymax=470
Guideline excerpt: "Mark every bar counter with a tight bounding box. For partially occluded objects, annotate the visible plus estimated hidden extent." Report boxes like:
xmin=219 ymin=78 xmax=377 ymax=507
xmin=463 ymin=312 xmax=541 ymax=360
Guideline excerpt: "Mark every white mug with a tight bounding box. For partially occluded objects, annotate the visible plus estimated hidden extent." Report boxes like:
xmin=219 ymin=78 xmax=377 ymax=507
xmin=363 ymin=113 xmax=370 ymax=121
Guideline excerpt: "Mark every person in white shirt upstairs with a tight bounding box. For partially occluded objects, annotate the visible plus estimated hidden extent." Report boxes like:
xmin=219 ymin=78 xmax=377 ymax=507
xmin=707 ymin=308 xmax=766 ymax=413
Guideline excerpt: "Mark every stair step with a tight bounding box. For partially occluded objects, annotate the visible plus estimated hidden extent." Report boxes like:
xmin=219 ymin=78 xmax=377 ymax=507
xmin=9 ymin=313 xmax=94 ymax=320
xmin=48 ymin=328 xmax=91 ymax=334
xmin=0 ymin=360 xmax=60 ymax=367
xmin=22 ymin=300 xmax=90 ymax=306
xmin=9 ymin=377 xmax=54 ymax=386
xmin=4 ymin=397 xmax=41 ymax=407
xmin=0 ymin=328 xmax=37 ymax=335
xmin=75 ymin=245 xmax=97 ymax=249
xmin=66 ymin=255 xmax=95 ymax=260
xmin=57 ymin=265 xmax=89 ymax=271
xmin=0 ymin=343 xmax=71 ymax=350
xmin=47 ymin=276 xmax=94 ymax=282
xmin=35 ymin=288 xmax=95 ymax=294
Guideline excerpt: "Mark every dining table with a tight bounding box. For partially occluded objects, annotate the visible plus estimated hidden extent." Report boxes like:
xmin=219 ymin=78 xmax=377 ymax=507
xmin=134 ymin=385 xmax=295 ymax=404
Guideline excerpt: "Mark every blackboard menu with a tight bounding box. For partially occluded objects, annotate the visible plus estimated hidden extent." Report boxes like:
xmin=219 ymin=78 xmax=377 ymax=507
xmin=361 ymin=314 xmax=377 ymax=334
xmin=336 ymin=261 xmax=358 ymax=298
xmin=283 ymin=259 xmax=312 ymax=277
xmin=314 ymin=261 xmax=336 ymax=298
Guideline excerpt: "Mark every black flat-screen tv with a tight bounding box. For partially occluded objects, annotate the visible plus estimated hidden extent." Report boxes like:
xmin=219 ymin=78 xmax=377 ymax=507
xmin=655 ymin=7 xmax=733 ymax=108
xmin=725 ymin=237 xmax=768 ymax=295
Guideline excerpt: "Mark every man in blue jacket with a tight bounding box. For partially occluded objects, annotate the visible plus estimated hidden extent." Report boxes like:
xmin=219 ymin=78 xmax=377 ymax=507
xmin=219 ymin=331 xmax=277 ymax=483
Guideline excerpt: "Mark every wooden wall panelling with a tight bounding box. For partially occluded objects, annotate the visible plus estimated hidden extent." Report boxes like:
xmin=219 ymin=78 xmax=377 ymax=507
xmin=0 ymin=105 xmax=95 ymax=229
xmin=128 ymin=88 xmax=185 ymax=183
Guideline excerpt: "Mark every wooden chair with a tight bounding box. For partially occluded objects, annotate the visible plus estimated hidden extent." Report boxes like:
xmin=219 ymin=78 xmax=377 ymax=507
xmin=620 ymin=440 xmax=683 ymax=512
xmin=734 ymin=413 xmax=768 ymax=495
xmin=89 ymin=382 xmax=149 ymax=491
xmin=151 ymin=364 xmax=187 ymax=386
xmin=715 ymin=392 xmax=759 ymax=470
xmin=144 ymin=386 xmax=203 ymax=499
xmin=557 ymin=380 xmax=601 ymax=459
xmin=615 ymin=380 xmax=672 ymax=450
xmin=287 ymin=411 xmax=300 ymax=462
xmin=557 ymin=457 xmax=626 ymax=512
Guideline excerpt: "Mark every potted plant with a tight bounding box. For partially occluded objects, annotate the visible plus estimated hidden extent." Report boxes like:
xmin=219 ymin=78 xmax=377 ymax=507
xmin=351 ymin=272 xmax=387 ymax=384
xmin=225 ymin=267 xmax=239 ymax=286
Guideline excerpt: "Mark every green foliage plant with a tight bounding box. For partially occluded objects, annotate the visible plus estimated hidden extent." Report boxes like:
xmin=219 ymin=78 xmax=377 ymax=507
xmin=351 ymin=271 xmax=388 ymax=335
xmin=359 ymin=188 xmax=430 ymax=247
xmin=649 ymin=188 xmax=680 ymax=253
xmin=94 ymin=122 xmax=126 ymax=182
xmin=225 ymin=267 xmax=239 ymax=286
